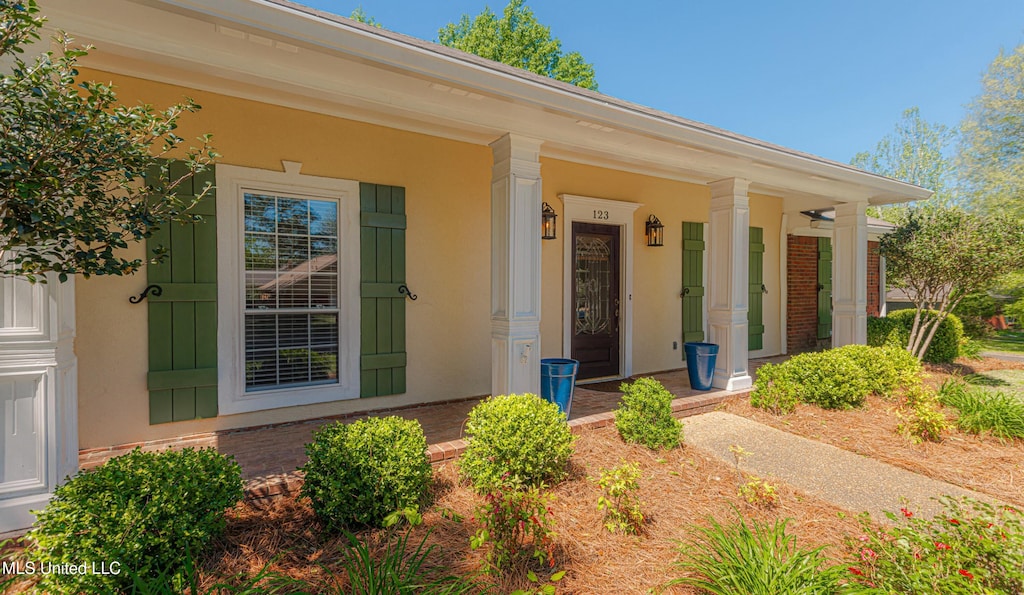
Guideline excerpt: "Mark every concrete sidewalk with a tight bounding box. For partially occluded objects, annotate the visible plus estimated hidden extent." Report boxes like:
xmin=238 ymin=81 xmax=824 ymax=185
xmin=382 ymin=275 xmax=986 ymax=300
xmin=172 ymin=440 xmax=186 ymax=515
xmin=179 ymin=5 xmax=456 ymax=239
xmin=683 ymin=412 xmax=1003 ymax=523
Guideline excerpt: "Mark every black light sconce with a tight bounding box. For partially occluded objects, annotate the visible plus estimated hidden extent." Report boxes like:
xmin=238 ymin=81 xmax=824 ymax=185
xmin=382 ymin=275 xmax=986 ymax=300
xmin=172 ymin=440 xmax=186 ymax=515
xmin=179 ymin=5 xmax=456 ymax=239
xmin=541 ymin=202 xmax=557 ymax=240
xmin=645 ymin=214 xmax=664 ymax=247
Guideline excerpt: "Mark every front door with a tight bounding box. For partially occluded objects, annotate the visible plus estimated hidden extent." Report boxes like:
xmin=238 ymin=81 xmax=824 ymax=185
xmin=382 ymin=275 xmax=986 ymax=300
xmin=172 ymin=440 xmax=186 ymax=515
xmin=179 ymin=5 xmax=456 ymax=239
xmin=571 ymin=222 xmax=621 ymax=380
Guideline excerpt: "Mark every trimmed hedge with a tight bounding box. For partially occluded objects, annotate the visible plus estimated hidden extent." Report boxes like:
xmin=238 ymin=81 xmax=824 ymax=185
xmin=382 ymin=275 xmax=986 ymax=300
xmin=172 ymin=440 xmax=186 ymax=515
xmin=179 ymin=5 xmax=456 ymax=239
xmin=833 ymin=344 xmax=921 ymax=398
xmin=886 ymin=309 xmax=964 ymax=363
xmin=615 ymin=377 xmax=683 ymax=449
xmin=867 ymin=316 xmax=906 ymax=348
xmin=751 ymin=345 xmax=921 ymax=413
xmin=27 ymin=448 xmax=243 ymax=594
xmin=300 ymin=416 xmax=431 ymax=529
xmin=459 ymin=393 xmax=575 ymax=492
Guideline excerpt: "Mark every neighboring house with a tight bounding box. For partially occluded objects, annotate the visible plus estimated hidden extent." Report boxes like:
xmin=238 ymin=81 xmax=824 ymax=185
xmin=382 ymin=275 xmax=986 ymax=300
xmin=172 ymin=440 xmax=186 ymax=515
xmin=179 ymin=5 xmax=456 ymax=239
xmin=787 ymin=209 xmax=895 ymax=351
xmin=0 ymin=0 xmax=931 ymax=533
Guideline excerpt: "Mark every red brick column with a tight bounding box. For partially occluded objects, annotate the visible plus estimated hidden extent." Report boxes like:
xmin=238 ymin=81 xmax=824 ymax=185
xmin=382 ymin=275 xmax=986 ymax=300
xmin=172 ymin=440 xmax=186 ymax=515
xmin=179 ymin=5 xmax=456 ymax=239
xmin=867 ymin=241 xmax=880 ymax=317
xmin=787 ymin=235 xmax=819 ymax=351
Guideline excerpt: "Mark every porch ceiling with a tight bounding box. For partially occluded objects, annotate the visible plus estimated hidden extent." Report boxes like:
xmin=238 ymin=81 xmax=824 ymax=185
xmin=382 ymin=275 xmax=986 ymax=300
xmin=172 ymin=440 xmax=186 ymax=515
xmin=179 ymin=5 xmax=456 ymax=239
xmin=43 ymin=0 xmax=932 ymax=208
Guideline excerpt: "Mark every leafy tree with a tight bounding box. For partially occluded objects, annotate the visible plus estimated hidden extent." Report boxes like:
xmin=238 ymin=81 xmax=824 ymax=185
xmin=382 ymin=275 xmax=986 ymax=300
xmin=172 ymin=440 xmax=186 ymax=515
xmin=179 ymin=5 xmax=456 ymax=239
xmin=438 ymin=0 xmax=597 ymax=90
xmin=959 ymin=44 xmax=1024 ymax=219
xmin=1 ymin=0 xmax=216 ymax=282
xmin=349 ymin=6 xmax=382 ymax=28
xmin=850 ymin=107 xmax=957 ymax=220
xmin=880 ymin=207 xmax=1024 ymax=360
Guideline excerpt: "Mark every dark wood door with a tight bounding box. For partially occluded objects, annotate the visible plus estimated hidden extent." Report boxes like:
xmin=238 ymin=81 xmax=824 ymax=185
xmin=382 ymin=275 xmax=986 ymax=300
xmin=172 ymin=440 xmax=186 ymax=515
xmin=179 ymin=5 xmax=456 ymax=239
xmin=571 ymin=222 xmax=621 ymax=379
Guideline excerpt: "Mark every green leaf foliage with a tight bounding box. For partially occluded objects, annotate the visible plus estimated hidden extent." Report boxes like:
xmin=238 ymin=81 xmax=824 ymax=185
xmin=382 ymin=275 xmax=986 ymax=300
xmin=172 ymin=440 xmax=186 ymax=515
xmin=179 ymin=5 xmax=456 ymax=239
xmin=958 ymin=43 xmax=1024 ymax=219
xmin=887 ymin=309 xmax=964 ymax=364
xmin=300 ymin=416 xmax=432 ymax=529
xmin=26 ymin=447 xmax=243 ymax=594
xmin=938 ymin=378 xmax=1024 ymax=441
xmin=832 ymin=344 xmax=922 ymax=398
xmin=777 ymin=350 xmax=871 ymax=410
xmin=850 ymin=106 xmax=957 ymax=218
xmin=614 ymin=377 xmax=683 ymax=449
xmin=844 ymin=497 xmax=1024 ymax=594
xmin=437 ymin=0 xmax=597 ymax=90
xmin=459 ymin=393 xmax=575 ymax=492
xmin=1 ymin=0 xmax=217 ymax=281
xmin=669 ymin=515 xmax=844 ymax=594
xmin=867 ymin=316 xmax=907 ymax=348
xmin=749 ymin=362 xmax=800 ymax=415
xmin=879 ymin=207 xmax=1024 ymax=361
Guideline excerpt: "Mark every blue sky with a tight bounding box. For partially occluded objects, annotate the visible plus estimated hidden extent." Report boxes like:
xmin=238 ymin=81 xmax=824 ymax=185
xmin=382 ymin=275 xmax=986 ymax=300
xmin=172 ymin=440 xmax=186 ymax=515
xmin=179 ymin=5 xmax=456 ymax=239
xmin=299 ymin=1 xmax=1024 ymax=164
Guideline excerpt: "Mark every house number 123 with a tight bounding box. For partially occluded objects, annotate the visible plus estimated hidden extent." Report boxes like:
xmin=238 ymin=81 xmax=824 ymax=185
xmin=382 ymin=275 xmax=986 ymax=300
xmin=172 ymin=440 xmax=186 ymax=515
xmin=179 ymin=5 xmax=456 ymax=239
xmin=593 ymin=210 xmax=610 ymax=220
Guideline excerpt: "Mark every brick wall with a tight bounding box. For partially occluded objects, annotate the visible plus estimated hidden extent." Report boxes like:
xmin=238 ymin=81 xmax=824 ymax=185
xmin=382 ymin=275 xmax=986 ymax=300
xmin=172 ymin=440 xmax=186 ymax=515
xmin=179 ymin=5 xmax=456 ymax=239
xmin=787 ymin=235 xmax=819 ymax=351
xmin=867 ymin=240 xmax=880 ymax=317
xmin=787 ymin=236 xmax=883 ymax=352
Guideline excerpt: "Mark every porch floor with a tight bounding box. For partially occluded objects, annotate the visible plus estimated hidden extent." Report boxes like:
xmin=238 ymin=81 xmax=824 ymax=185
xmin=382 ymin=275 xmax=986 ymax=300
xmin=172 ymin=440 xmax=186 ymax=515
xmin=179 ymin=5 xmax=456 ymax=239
xmin=78 ymin=360 xmax=778 ymax=495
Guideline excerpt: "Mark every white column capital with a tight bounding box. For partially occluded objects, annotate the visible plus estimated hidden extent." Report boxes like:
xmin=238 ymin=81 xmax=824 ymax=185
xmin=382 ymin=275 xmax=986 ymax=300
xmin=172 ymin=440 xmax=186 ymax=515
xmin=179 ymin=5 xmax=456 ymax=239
xmin=709 ymin=177 xmax=751 ymax=200
xmin=833 ymin=200 xmax=868 ymax=218
xmin=490 ymin=134 xmax=543 ymax=179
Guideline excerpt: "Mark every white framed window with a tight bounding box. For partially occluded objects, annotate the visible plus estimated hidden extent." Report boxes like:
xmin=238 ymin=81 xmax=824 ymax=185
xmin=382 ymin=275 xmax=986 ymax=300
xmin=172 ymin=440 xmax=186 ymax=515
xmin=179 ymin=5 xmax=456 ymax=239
xmin=217 ymin=163 xmax=360 ymax=415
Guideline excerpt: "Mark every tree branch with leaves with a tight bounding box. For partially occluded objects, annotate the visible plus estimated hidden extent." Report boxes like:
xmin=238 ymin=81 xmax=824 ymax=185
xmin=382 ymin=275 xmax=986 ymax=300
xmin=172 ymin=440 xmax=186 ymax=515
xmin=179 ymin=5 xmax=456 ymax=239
xmin=880 ymin=207 xmax=1024 ymax=360
xmin=1 ymin=0 xmax=217 ymax=282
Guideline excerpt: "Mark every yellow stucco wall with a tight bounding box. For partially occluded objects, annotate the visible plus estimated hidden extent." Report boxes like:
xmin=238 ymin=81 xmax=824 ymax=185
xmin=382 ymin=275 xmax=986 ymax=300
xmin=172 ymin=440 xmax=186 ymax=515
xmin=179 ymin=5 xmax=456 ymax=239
xmin=76 ymin=69 xmax=493 ymax=448
xmin=539 ymin=159 xmax=784 ymax=375
xmin=75 ymin=70 xmax=785 ymax=449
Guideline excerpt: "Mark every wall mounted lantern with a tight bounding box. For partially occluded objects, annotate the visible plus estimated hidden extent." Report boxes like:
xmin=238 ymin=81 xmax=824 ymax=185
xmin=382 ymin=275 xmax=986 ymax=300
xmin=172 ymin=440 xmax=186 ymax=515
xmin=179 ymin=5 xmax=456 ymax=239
xmin=541 ymin=202 xmax=557 ymax=240
xmin=645 ymin=214 xmax=664 ymax=247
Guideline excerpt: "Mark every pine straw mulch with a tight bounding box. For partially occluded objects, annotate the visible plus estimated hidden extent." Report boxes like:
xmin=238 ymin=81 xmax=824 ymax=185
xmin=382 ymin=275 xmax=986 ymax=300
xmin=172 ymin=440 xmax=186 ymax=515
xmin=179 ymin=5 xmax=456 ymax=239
xmin=719 ymin=357 xmax=1024 ymax=508
xmin=185 ymin=425 xmax=863 ymax=595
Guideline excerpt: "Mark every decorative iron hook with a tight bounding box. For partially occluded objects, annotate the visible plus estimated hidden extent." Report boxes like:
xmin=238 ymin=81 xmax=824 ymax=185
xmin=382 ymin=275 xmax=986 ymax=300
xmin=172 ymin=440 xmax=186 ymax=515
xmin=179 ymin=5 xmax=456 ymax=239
xmin=762 ymin=284 xmax=768 ymax=294
xmin=398 ymin=284 xmax=418 ymax=301
xmin=129 ymin=284 xmax=163 ymax=304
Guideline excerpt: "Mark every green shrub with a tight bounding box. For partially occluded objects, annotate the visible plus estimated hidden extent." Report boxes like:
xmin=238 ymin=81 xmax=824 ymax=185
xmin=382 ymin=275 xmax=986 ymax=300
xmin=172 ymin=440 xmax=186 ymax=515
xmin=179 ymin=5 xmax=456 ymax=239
xmin=749 ymin=362 xmax=799 ymax=414
xmin=959 ymin=315 xmax=995 ymax=339
xmin=867 ymin=316 xmax=907 ymax=348
xmin=896 ymin=384 xmax=949 ymax=443
xmin=594 ymin=462 xmax=645 ymax=534
xmin=834 ymin=344 xmax=921 ymax=398
xmin=887 ymin=309 xmax=965 ymax=363
xmin=27 ymin=447 xmax=243 ymax=594
xmin=845 ymin=496 xmax=1024 ymax=593
xmin=938 ymin=379 xmax=1024 ymax=441
xmin=300 ymin=416 xmax=431 ymax=529
xmin=783 ymin=350 xmax=871 ymax=409
xmin=615 ymin=377 xmax=683 ymax=449
xmin=459 ymin=393 xmax=575 ymax=492
xmin=470 ymin=485 xmax=556 ymax=571
xmin=669 ymin=515 xmax=843 ymax=594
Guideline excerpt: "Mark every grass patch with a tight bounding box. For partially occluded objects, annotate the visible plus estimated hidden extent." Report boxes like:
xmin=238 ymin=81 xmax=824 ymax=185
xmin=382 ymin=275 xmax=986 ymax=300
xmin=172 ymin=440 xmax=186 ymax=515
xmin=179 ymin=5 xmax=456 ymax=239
xmin=978 ymin=330 xmax=1024 ymax=354
xmin=938 ymin=379 xmax=1024 ymax=441
xmin=669 ymin=515 xmax=843 ymax=594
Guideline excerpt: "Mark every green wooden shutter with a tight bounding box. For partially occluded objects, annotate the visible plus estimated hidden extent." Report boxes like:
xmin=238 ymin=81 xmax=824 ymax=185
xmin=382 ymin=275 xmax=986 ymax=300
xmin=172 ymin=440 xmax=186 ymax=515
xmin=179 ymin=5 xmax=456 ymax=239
xmin=681 ymin=222 xmax=705 ymax=344
xmin=748 ymin=227 xmax=765 ymax=351
xmin=817 ymin=237 xmax=833 ymax=340
xmin=360 ymin=183 xmax=407 ymax=397
xmin=146 ymin=162 xmax=218 ymax=424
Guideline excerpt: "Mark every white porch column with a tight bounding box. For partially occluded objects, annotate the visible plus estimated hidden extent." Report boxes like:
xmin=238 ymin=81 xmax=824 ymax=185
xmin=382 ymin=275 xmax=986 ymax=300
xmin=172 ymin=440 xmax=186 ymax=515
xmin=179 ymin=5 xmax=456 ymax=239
xmin=707 ymin=178 xmax=752 ymax=390
xmin=0 ymin=273 xmax=77 ymax=534
xmin=490 ymin=133 xmax=543 ymax=396
xmin=832 ymin=201 xmax=868 ymax=346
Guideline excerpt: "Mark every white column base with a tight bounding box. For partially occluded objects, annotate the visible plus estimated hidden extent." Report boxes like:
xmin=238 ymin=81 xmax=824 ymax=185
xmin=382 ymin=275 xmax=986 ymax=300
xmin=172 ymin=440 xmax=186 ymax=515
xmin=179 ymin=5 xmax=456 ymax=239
xmin=491 ymin=320 xmax=541 ymax=396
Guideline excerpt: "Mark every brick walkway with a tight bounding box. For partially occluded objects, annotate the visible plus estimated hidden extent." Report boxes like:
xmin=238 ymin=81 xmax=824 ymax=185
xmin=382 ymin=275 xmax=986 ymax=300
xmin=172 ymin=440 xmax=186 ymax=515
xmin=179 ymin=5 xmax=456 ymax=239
xmin=79 ymin=361 xmax=777 ymax=500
